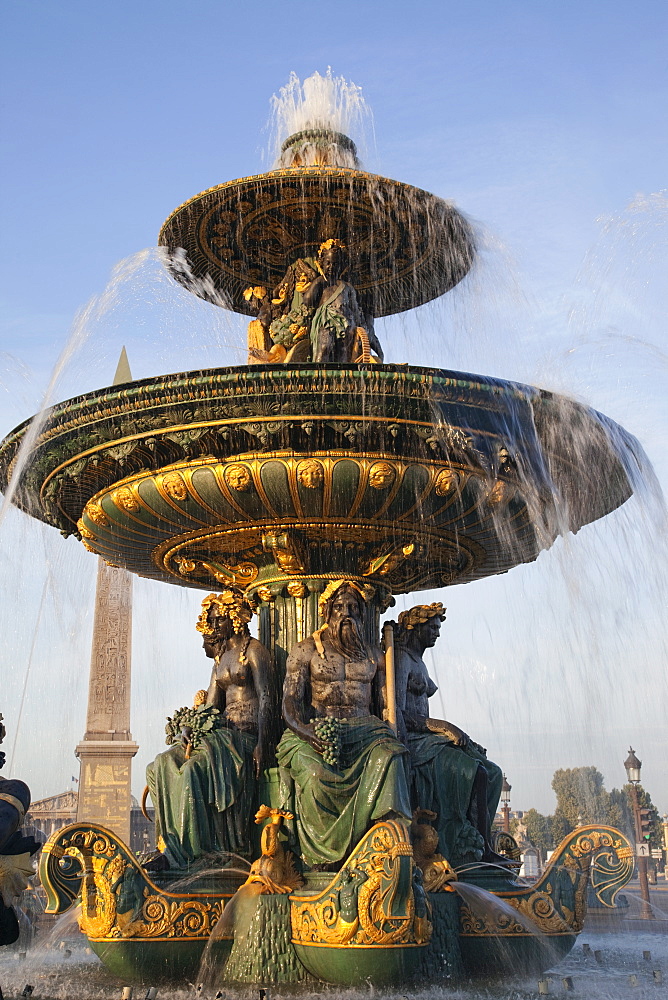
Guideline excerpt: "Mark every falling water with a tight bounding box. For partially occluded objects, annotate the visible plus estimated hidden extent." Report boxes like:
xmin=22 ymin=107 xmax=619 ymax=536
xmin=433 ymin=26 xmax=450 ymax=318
xmin=1 ymin=72 xmax=667 ymax=999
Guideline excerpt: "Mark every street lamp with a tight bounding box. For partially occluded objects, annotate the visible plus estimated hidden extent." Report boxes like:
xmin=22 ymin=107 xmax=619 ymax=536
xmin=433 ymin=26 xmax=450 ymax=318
xmin=624 ymin=747 xmax=654 ymax=920
xmin=501 ymin=774 xmax=511 ymax=834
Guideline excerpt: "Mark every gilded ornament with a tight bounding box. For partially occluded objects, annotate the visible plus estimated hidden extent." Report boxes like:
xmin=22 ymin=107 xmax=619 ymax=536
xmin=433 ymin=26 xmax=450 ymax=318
xmin=195 ymin=590 xmax=254 ymax=636
xmin=486 ymin=479 xmax=508 ymax=506
xmin=256 ymin=586 xmax=274 ymax=603
xmin=162 ymin=472 xmax=188 ymax=501
xmin=368 ymin=461 xmax=395 ymax=489
xmin=240 ymin=806 xmax=304 ymax=895
xmin=113 ymin=487 xmax=140 ymax=513
xmin=398 ymin=603 xmax=446 ymax=630
xmin=297 ymin=459 xmax=324 ymax=489
xmin=176 ymin=556 xmax=198 ymax=576
xmin=410 ymin=809 xmax=457 ymax=892
xmin=287 ymin=581 xmax=308 ymax=598
xmin=458 ymin=826 xmax=634 ymax=938
xmin=434 ymin=468 xmax=458 ymax=496
xmin=86 ymin=503 xmax=109 ymax=527
xmin=262 ymin=531 xmax=305 ymax=573
xmin=224 ymin=464 xmax=252 ymax=491
xmin=77 ymin=518 xmax=95 ymax=541
xmin=290 ymin=819 xmax=428 ymax=949
xmin=40 ymin=825 xmax=227 ymax=943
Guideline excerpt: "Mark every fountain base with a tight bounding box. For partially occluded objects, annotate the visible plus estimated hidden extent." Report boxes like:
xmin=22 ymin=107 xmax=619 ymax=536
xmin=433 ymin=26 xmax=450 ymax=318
xmin=39 ymin=817 xmax=634 ymax=986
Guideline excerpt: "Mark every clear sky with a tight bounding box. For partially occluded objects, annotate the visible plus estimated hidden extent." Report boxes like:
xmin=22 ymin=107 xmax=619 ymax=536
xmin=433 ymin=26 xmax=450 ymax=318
xmin=1 ymin=1 xmax=666 ymax=818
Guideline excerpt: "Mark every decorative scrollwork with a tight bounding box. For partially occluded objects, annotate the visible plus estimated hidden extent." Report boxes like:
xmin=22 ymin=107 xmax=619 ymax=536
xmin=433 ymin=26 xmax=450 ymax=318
xmin=290 ymin=819 xmax=429 ymax=949
xmin=459 ymin=825 xmax=635 ymax=939
xmin=39 ymin=823 xmax=228 ymax=941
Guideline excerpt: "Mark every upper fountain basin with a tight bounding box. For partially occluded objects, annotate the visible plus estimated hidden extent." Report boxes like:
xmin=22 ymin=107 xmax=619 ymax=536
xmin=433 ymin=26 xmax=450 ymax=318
xmin=158 ymin=166 xmax=475 ymax=318
xmin=0 ymin=364 xmax=637 ymax=595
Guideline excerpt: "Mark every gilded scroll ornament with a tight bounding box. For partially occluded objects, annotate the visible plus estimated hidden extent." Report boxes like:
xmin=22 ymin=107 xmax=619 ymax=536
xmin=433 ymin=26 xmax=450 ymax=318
xmin=458 ymin=826 xmax=634 ymax=938
xmin=40 ymin=825 xmax=226 ymax=942
xmin=290 ymin=819 xmax=430 ymax=949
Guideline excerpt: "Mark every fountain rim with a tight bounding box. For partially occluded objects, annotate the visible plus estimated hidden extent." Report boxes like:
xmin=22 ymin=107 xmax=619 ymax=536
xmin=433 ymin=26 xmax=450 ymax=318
xmin=158 ymin=165 xmax=457 ymax=240
xmin=0 ymin=363 xmax=545 ymax=450
xmin=157 ymin=164 xmax=475 ymax=318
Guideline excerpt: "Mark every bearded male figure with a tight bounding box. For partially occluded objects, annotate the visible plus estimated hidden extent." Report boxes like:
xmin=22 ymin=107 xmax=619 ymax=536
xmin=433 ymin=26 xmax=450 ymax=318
xmin=276 ymin=580 xmax=411 ymax=867
xmin=394 ymin=603 xmax=503 ymax=867
xmin=146 ymin=591 xmax=273 ymax=869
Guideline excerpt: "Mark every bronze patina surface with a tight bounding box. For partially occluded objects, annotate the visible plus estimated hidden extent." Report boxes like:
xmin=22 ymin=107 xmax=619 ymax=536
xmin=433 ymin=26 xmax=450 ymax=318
xmin=158 ymin=166 xmax=475 ymax=317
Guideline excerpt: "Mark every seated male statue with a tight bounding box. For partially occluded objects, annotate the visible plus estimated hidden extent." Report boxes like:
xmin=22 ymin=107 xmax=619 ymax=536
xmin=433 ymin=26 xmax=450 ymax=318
xmin=146 ymin=591 xmax=272 ymax=869
xmin=277 ymin=580 xmax=411 ymax=868
xmin=393 ymin=603 xmax=504 ymax=867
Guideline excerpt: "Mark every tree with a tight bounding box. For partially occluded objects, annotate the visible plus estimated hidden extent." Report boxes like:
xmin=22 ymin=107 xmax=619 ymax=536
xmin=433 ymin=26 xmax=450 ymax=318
xmin=606 ymin=786 xmax=635 ymax=844
xmin=519 ymin=766 xmax=662 ymax=859
xmin=522 ymin=808 xmax=554 ymax=857
xmin=551 ymin=766 xmax=610 ymax=832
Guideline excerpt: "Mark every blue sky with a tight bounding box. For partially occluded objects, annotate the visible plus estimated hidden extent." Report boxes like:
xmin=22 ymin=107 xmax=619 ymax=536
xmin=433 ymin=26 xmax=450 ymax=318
xmin=1 ymin=1 xmax=667 ymax=817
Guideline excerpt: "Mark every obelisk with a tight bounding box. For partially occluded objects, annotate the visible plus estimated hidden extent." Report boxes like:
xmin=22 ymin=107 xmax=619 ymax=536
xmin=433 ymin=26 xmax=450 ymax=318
xmin=75 ymin=348 xmax=138 ymax=844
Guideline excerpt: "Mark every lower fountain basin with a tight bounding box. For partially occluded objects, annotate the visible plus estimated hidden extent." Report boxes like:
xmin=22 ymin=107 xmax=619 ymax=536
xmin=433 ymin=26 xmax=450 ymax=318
xmin=0 ymin=364 xmax=637 ymax=594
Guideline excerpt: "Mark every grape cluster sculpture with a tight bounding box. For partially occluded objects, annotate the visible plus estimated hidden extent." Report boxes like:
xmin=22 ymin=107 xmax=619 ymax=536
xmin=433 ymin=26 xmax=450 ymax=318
xmin=314 ymin=717 xmax=344 ymax=768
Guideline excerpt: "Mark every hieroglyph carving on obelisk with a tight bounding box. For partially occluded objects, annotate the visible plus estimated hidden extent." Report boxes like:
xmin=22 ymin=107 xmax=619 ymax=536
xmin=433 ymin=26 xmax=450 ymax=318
xmin=75 ymin=348 xmax=138 ymax=844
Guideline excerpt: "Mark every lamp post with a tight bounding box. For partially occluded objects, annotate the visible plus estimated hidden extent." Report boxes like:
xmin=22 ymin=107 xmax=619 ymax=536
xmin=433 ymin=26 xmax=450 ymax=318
xmin=624 ymin=747 xmax=654 ymax=920
xmin=501 ymin=774 xmax=511 ymax=834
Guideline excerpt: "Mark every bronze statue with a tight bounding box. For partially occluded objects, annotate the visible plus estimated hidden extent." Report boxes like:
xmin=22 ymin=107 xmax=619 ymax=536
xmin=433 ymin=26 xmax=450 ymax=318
xmin=245 ymin=285 xmax=289 ymax=364
xmin=257 ymin=239 xmax=383 ymax=365
xmin=276 ymin=580 xmax=411 ymax=867
xmin=146 ymin=591 xmax=273 ymax=869
xmin=304 ymin=239 xmax=382 ymax=364
xmin=201 ymin=591 xmax=272 ymax=772
xmin=393 ymin=604 xmax=504 ymax=867
xmin=0 ymin=713 xmax=41 ymax=946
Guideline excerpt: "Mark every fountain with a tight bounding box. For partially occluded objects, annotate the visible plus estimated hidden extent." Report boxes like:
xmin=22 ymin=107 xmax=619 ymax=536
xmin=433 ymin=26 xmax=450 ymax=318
xmin=0 ymin=72 xmax=642 ymax=989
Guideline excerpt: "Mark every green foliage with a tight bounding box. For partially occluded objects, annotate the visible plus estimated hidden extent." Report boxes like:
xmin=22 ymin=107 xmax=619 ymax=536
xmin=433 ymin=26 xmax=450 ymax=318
xmin=522 ymin=808 xmax=554 ymax=855
xmin=519 ymin=767 xmax=663 ymax=857
xmin=165 ymin=703 xmax=223 ymax=751
xmin=606 ymin=786 xmax=635 ymax=844
xmin=551 ymin=766 xmax=610 ymax=828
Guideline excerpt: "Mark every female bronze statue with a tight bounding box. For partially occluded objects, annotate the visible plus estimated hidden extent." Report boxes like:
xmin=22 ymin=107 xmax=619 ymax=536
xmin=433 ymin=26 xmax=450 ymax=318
xmin=393 ymin=603 xmax=503 ymax=867
xmin=146 ymin=591 xmax=273 ymax=869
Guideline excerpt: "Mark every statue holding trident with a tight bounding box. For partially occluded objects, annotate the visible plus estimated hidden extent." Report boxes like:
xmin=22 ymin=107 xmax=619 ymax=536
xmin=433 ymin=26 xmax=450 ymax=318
xmin=276 ymin=580 xmax=410 ymax=868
